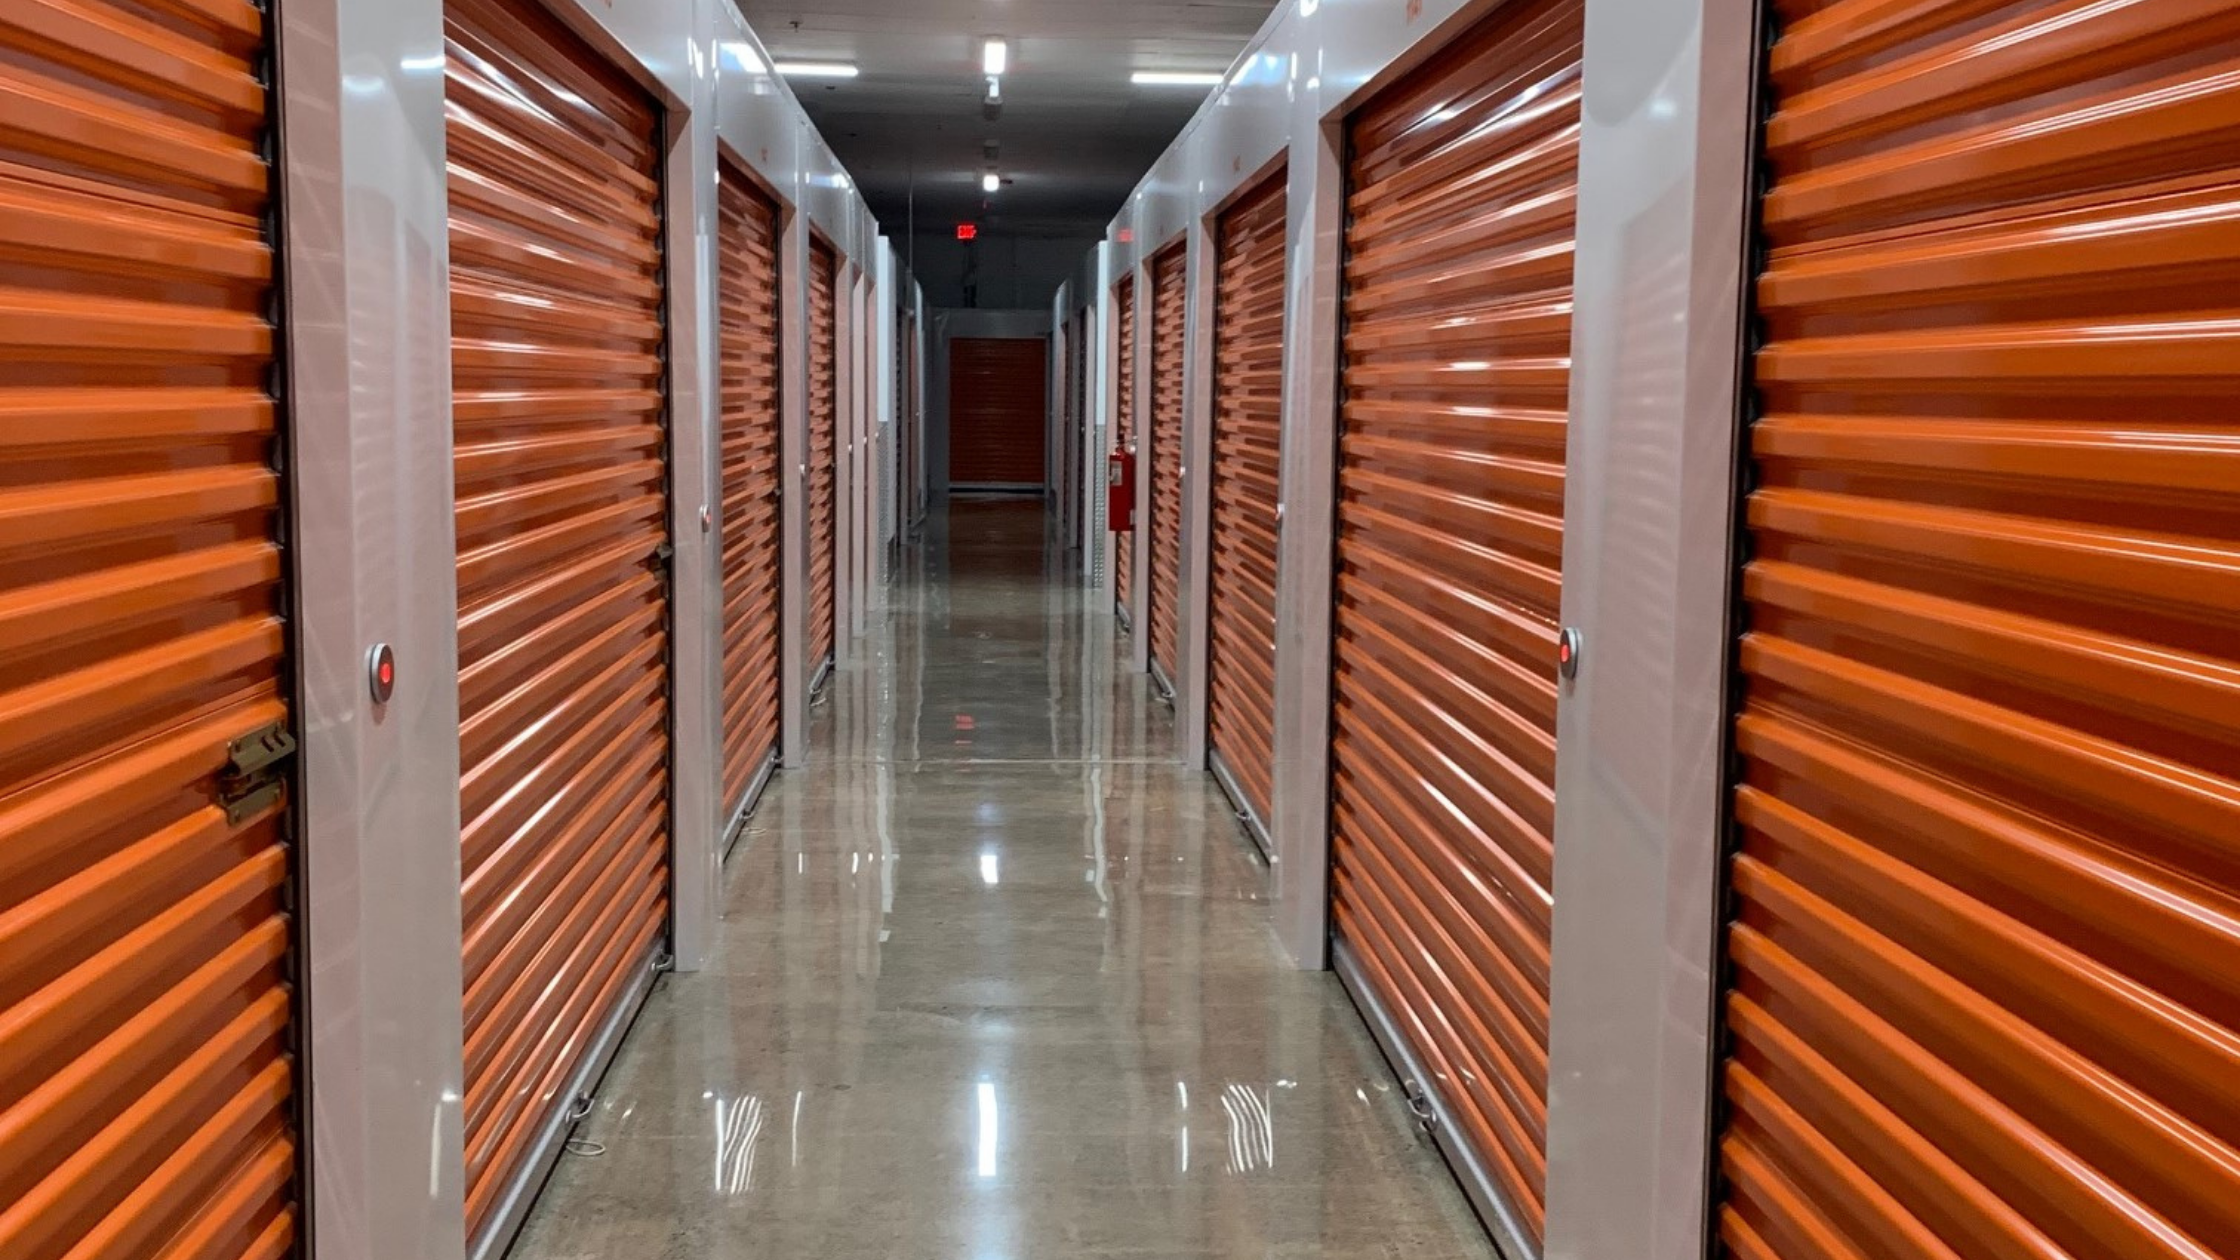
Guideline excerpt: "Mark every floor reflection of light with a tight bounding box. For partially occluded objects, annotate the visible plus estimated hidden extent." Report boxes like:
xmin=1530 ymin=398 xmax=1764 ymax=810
xmin=980 ymin=851 xmax=1000 ymax=886
xmin=1177 ymin=1081 xmax=1191 ymax=1174
xmin=1219 ymin=1084 xmax=1275 ymax=1174
xmin=976 ymin=1081 xmax=1000 ymax=1178
xmin=713 ymin=1094 xmax=766 ymax=1194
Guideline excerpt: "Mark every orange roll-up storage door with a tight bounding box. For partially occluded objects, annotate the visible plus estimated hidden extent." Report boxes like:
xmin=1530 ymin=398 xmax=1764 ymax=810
xmin=896 ymin=307 xmax=912 ymax=546
xmin=0 ymin=5 xmax=299 ymax=1258
xmin=1113 ymin=275 xmax=1136 ymax=621
xmin=444 ymin=0 xmax=670 ymax=1237
xmin=717 ymin=162 xmax=782 ymax=825
xmin=902 ymin=314 xmax=919 ymax=528
xmin=1716 ymin=5 xmax=2240 ymax=1258
xmin=1327 ymin=0 xmax=1581 ymax=1244
xmin=1206 ymin=170 xmax=1286 ymax=838
xmin=1071 ymin=313 xmax=1089 ymax=549
xmin=948 ymin=337 xmax=1048 ymax=488
xmin=808 ymin=238 xmax=837 ymax=678
xmin=1147 ymin=243 xmax=1187 ymax=685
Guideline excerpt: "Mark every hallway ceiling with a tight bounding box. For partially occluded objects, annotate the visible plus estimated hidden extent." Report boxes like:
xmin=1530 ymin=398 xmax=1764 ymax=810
xmin=737 ymin=0 xmax=1279 ymax=241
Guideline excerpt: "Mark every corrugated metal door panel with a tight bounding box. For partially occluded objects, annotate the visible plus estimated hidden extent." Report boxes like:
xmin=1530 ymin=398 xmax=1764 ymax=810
xmin=1147 ymin=243 xmax=1187 ymax=683
xmin=901 ymin=315 xmax=916 ymax=527
xmin=1055 ymin=321 xmax=1073 ymax=535
xmin=1074 ymin=314 xmax=1090 ymax=549
xmin=808 ymin=239 xmax=837 ymax=675
xmin=443 ymin=0 xmax=670 ymax=1236
xmin=948 ymin=337 xmax=1048 ymax=487
xmin=904 ymin=318 xmax=913 ymax=529
xmin=0 ymin=3 xmax=300 ymax=1258
xmin=1054 ymin=323 xmax=1069 ymax=532
xmin=1078 ymin=316 xmax=1090 ymax=541
xmin=892 ymin=308 xmax=905 ymax=546
xmin=1113 ymin=275 xmax=1135 ymax=621
xmin=1717 ymin=4 xmax=2240 ymax=1257
xmin=717 ymin=165 xmax=781 ymax=818
xmin=1207 ymin=170 xmax=1286 ymax=830
xmin=1328 ymin=0 xmax=1582 ymax=1242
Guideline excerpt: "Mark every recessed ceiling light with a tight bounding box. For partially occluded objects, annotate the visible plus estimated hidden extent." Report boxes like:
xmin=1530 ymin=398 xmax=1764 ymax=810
xmin=982 ymin=38 xmax=1008 ymax=77
xmin=1131 ymin=71 xmax=1223 ymax=87
xmin=774 ymin=61 xmax=859 ymax=79
xmin=981 ymin=172 xmax=1001 ymax=194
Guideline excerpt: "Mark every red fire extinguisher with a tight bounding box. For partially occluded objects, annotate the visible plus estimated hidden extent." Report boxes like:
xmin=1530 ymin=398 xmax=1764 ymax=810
xmin=1107 ymin=444 xmax=1136 ymax=533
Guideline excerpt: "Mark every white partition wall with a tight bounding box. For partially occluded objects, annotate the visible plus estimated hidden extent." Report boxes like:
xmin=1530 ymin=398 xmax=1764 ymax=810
xmin=279 ymin=1 xmax=468 ymax=1256
xmin=1541 ymin=2 xmax=1757 ymax=1255
xmin=1053 ymin=245 xmax=1115 ymax=587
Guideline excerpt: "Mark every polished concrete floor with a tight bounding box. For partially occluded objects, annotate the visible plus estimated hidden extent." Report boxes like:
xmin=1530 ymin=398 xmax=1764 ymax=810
xmin=513 ymin=501 xmax=1497 ymax=1259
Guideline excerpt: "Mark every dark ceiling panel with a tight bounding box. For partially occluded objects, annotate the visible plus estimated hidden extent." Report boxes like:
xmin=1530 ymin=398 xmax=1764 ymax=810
xmin=740 ymin=0 xmax=1277 ymax=233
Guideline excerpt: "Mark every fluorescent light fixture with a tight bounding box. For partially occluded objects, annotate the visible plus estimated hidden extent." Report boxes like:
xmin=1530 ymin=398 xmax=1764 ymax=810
xmin=1132 ymin=70 xmax=1224 ymax=87
xmin=980 ymin=852 xmax=1000 ymax=885
xmin=774 ymin=60 xmax=858 ymax=78
xmin=981 ymin=172 xmax=1001 ymax=194
xmin=982 ymin=38 xmax=1008 ymax=76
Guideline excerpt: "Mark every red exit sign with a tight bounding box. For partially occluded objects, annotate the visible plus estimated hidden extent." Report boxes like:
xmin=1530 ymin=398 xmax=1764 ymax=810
xmin=956 ymin=222 xmax=978 ymax=240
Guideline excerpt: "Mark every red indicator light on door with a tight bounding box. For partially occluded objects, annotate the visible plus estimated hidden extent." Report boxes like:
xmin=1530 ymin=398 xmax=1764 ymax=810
xmin=956 ymin=223 xmax=978 ymax=241
xmin=367 ymin=642 xmax=397 ymax=703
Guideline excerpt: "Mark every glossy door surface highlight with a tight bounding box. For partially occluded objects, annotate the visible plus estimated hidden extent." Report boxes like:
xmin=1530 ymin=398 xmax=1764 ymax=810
xmin=444 ymin=0 xmax=672 ymax=1234
xmin=1327 ymin=0 xmax=1583 ymax=1241
xmin=0 ymin=4 xmax=300 ymax=1255
xmin=1717 ymin=4 xmax=2240 ymax=1257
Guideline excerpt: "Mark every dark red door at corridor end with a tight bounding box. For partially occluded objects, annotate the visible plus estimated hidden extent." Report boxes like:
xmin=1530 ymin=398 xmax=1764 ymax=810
xmin=948 ymin=337 xmax=1048 ymax=491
